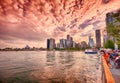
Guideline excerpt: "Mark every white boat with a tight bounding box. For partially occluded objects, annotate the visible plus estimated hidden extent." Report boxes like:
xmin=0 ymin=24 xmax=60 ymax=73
xmin=85 ymin=49 xmax=98 ymax=54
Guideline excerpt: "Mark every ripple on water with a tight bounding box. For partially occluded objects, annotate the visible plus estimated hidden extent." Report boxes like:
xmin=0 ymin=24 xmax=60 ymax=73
xmin=0 ymin=51 xmax=102 ymax=83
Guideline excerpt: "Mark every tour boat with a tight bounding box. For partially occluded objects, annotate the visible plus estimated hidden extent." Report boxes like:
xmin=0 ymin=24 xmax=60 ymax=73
xmin=85 ymin=49 xmax=98 ymax=54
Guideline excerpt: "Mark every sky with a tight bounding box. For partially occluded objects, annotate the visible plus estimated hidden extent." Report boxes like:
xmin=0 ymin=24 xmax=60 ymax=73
xmin=0 ymin=0 xmax=120 ymax=48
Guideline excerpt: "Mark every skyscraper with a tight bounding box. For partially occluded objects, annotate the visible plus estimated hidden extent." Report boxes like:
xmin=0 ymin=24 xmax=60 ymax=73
xmin=88 ymin=36 xmax=91 ymax=46
xmin=66 ymin=35 xmax=72 ymax=48
xmin=81 ymin=41 xmax=88 ymax=49
xmin=60 ymin=39 xmax=67 ymax=48
xmin=95 ymin=30 xmax=101 ymax=48
xmin=88 ymin=36 xmax=94 ymax=47
xmin=67 ymin=35 xmax=71 ymax=40
xmin=47 ymin=39 xmax=50 ymax=49
xmin=47 ymin=38 xmax=55 ymax=50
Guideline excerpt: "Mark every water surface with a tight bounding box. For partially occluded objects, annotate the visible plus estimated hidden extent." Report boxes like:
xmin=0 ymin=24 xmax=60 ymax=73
xmin=0 ymin=51 xmax=101 ymax=83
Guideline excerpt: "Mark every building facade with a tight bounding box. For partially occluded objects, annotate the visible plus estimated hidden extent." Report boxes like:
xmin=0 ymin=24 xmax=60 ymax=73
xmin=59 ymin=39 xmax=67 ymax=48
xmin=88 ymin=36 xmax=94 ymax=47
xmin=81 ymin=41 xmax=88 ymax=49
xmin=95 ymin=30 xmax=101 ymax=48
xmin=47 ymin=38 xmax=55 ymax=50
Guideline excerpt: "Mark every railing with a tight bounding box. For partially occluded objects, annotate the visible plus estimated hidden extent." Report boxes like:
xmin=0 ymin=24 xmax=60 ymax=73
xmin=101 ymin=56 xmax=115 ymax=83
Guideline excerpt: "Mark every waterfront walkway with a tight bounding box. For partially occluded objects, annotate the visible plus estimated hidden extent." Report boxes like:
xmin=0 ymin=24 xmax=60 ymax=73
xmin=110 ymin=60 xmax=120 ymax=83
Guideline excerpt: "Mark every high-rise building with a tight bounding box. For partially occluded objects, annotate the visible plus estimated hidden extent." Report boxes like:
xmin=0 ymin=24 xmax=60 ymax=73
xmin=47 ymin=38 xmax=55 ymax=50
xmin=56 ymin=35 xmax=76 ymax=49
xmin=88 ymin=36 xmax=94 ymax=47
xmin=60 ymin=39 xmax=67 ymax=48
xmin=90 ymin=38 xmax=94 ymax=47
xmin=56 ymin=43 xmax=60 ymax=48
xmin=88 ymin=36 xmax=91 ymax=46
xmin=81 ymin=41 xmax=88 ymax=49
xmin=47 ymin=39 xmax=50 ymax=49
xmin=95 ymin=30 xmax=101 ymax=48
xmin=67 ymin=35 xmax=71 ymax=40
xmin=66 ymin=35 xmax=72 ymax=48
xmin=75 ymin=43 xmax=81 ymax=48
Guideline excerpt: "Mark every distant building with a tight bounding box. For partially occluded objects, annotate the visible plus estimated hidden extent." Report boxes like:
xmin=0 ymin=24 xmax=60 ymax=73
xmin=72 ymin=41 xmax=76 ymax=48
xmin=56 ymin=35 xmax=77 ymax=49
xmin=81 ymin=41 xmax=88 ymax=49
xmin=67 ymin=35 xmax=71 ymax=40
xmin=70 ymin=37 xmax=73 ymax=41
xmin=60 ymin=39 xmax=67 ymax=48
xmin=47 ymin=38 xmax=55 ymax=50
xmin=95 ymin=30 xmax=101 ymax=48
xmin=24 ymin=45 xmax=30 ymax=49
xmin=66 ymin=35 xmax=73 ymax=48
xmin=90 ymin=38 xmax=94 ymax=47
xmin=57 ymin=43 xmax=60 ymax=48
xmin=88 ymin=36 xmax=94 ymax=47
xmin=75 ymin=43 xmax=81 ymax=48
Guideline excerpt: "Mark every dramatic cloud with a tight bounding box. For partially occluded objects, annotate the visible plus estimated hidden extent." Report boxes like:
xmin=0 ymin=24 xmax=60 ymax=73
xmin=0 ymin=0 xmax=120 ymax=48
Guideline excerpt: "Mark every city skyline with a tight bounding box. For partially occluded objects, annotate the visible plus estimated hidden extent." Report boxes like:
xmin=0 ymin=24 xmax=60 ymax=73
xmin=0 ymin=0 xmax=120 ymax=48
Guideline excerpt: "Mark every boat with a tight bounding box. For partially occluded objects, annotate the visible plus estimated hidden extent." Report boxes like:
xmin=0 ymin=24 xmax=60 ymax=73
xmin=85 ymin=49 xmax=98 ymax=54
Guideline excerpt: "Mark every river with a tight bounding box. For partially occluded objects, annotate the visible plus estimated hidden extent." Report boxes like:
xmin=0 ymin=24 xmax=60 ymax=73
xmin=0 ymin=51 xmax=101 ymax=83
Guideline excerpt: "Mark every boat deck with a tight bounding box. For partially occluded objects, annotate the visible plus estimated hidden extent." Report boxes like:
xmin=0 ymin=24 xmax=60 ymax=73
xmin=110 ymin=60 xmax=120 ymax=83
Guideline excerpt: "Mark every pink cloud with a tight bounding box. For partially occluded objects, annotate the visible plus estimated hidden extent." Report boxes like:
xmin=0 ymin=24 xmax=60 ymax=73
xmin=0 ymin=0 xmax=120 ymax=48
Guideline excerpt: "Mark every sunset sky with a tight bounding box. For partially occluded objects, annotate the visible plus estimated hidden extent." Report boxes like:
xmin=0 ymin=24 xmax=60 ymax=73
xmin=0 ymin=0 xmax=120 ymax=48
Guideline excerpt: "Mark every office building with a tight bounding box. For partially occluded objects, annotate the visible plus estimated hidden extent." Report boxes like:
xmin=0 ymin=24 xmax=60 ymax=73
xmin=95 ymin=30 xmax=101 ymax=48
xmin=81 ymin=41 xmax=88 ymax=49
xmin=67 ymin=35 xmax=71 ymax=40
xmin=47 ymin=38 xmax=55 ymax=50
xmin=66 ymin=35 xmax=74 ymax=48
xmin=88 ymin=36 xmax=94 ymax=47
xmin=56 ymin=43 xmax=60 ymax=48
xmin=60 ymin=39 xmax=67 ymax=48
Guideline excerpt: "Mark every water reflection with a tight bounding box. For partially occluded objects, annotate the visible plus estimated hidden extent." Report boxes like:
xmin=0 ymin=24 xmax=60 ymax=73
xmin=0 ymin=51 xmax=101 ymax=83
xmin=46 ymin=51 xmax=56 ymax=66
xmin=58 ymin=52 xmax=75 ymax=71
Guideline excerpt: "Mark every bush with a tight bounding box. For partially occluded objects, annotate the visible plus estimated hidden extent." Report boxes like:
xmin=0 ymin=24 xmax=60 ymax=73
xmin=104 ymin=40 xmax=115 ymax=50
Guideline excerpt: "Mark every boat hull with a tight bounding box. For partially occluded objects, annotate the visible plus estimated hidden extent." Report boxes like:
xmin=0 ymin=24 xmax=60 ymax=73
xmin=85 ymin=52 xmax=97 ymax=54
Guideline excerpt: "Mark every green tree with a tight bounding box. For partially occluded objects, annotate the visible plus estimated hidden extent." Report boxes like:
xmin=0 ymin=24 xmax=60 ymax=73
xmin=106 ymin=23 xmax=120 ymax=40
xmin=117 ymin=41 xmax=120 ymax=49
xmin=104 ymin=40 xmax=115 ymax=50
xmin=106 ymin=10 xmax=120 ymax=46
